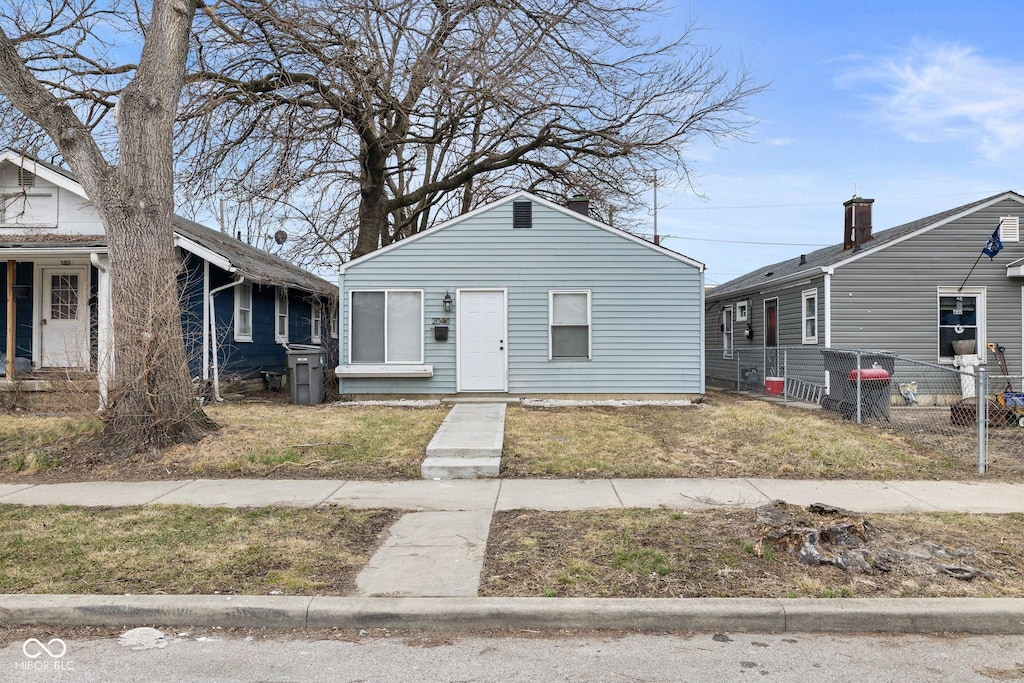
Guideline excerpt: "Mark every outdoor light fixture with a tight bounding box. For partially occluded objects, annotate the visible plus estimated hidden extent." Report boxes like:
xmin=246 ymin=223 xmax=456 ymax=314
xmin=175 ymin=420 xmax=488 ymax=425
xmin=443 ymin=292 xmax=453 ymax=313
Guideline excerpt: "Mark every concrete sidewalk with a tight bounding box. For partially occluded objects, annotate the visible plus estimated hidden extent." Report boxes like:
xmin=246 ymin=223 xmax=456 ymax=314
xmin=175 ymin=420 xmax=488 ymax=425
xmin=2 ymin=477 xmax=1023 ymax=513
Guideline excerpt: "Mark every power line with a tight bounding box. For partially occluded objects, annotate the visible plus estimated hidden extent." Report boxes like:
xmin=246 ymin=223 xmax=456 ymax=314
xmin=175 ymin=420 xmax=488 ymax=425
xmin=659 ymin=188 xmax=1024 ymax=212
xmin=662 ymin=235 xmax=829 ymax=247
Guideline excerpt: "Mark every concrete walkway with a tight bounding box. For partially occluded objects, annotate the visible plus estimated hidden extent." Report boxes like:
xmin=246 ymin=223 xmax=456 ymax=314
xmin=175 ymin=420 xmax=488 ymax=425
xmin=3 ymin=477 xmax=1024 ymax=513
xmin=421 ymin=402 xmax=505 ymax=479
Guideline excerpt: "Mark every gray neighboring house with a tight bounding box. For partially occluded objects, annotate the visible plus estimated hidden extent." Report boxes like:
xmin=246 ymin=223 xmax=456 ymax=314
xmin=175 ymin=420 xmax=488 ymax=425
xmin=335 ymin=191 xmax=706 ymax=397
xmin=706 ymin=191 xmax=1024 ymax=394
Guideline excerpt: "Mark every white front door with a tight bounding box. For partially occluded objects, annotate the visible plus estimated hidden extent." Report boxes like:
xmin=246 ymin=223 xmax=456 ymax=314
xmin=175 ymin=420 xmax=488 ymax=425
xmin=40 ymin=267 xmax=89 ymax=368
xmin=458 ymin=289 xmax=507 ymax=392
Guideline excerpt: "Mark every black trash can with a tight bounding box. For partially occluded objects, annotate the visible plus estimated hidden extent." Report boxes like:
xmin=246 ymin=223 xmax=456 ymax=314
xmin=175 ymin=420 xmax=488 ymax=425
xmin=285 ymin=346 xmax=326 ymax=405
xmin=820 ymin=349 xmax=895 ymax=421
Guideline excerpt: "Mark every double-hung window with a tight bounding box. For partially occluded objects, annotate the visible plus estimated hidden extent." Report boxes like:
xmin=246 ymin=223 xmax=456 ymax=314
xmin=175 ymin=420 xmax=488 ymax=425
xmin=549 ymin=290 xmax=591 ymax=360
xmin=234 ymin=282 xmax=253 ymax=342
xmin=311 ymin=300 xmax=323 ymax=344
xmin=350 ymin=290 xmax=423 ymax=363
xmin=801 ymin=289 xmax=818 ymax=344
xmin=275 ymin=287 xmax=289 ymax=343
xmin=722 ymin=306 xmax=734 ymax=358
xmin=938 ymin=286 xmax=985 ymax=362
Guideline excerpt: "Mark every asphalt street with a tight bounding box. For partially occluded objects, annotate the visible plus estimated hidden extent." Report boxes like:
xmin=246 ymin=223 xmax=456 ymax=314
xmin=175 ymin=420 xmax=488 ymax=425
xmin=4 ymin=629 xmax=1024 ymax=682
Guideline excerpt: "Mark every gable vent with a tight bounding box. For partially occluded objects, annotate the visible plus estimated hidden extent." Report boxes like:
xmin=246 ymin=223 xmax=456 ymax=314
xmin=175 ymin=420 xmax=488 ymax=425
xmin=17 ymin=167 xmax=35 ymax=188
xmin=1000 ymin=216 xmax=1020 ymax=243
xmin=512 ymin=200 xmax=532 ymax=229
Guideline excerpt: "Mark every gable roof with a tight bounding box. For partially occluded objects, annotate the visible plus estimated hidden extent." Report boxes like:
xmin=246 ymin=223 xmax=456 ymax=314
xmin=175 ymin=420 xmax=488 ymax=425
xmin=341 ymin=190 xmax=705 ymax=272
xmin=0 ymin=150 xmax=333 ymax=296
xmin=707 ymin=191 xmax=1024 ymax=300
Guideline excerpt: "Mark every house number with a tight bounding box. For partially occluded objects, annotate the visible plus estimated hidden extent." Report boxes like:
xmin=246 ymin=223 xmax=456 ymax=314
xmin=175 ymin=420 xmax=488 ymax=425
xmin=432 ymin=318 xmax=450 ymax=325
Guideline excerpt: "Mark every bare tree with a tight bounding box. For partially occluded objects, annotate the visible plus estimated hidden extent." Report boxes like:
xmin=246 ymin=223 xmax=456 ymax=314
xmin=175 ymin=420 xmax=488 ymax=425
xmin=0 ymin=0 xmax=215 ymax=450
xmin=178 ymin=0 xmax=761 ymax=261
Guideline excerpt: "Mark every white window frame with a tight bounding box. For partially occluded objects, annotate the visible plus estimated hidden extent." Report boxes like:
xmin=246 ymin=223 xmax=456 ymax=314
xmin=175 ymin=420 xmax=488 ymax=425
xmin=722 ymin=306 xmax=734 ymax=359
xmin=937 ymin=286 xmax=986 ymax=363
xmin=548 ymin=290 xmax=592 ymax=360
xmin=801 ymin=289 xmax=818 ymax=344
xmin=348 ymin=289 xmax=425 ymax=364
xmin=311 ymin=299 xmax=323 ymax=344
xmin=234 ymin=282 xmax=253 ymax=342
xmin=735 ymin=299 xmax=749 ymax=322
xmin=275 ymin=286 xmax=289 ymax=343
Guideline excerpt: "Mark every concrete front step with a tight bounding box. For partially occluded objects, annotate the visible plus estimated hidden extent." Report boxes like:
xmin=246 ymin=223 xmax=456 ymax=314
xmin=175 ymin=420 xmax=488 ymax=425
xmin=423 ymin=403 xmax=506 ymax=479
xmin=421 ymin=456 xmax=501 ymax=479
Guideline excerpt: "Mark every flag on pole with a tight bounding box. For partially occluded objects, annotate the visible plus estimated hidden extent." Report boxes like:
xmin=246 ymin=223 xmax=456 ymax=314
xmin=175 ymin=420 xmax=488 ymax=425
xmin=983 ymin=224 xmax=1003 ymax=260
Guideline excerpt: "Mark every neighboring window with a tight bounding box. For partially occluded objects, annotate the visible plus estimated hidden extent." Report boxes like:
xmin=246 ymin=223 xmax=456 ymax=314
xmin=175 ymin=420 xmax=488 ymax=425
xmin=50 ymin=274 xmax=79 ymax=320
xmin=275 ymin=287 xmax=289 ymax=343
xmin=735 ymin=300 xmax=749 ymax=322
xmin=938 ymin=287 xmax=985 ymax=362
xmin=1001 ymin=216 xmax=1020 ymax=243
xmin=311 ymin=300 xmax=323 ymax=344
xmin=549 ymin=290 xmax=591 ymax=359
xmin=801 ymin=289 xmax=818 ymax=344
xmin=350 ymin=290 xmax=423 ymax=363
xmin=722 ymin=306 xmax=734 ymax=359
xmin=234 ymin=283 xmax=253 ymax=342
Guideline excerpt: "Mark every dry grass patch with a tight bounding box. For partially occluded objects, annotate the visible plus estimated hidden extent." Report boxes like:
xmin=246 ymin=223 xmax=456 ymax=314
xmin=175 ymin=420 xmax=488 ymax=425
xmin=159 ymin=403 xmax=447 ymax=479
xmin=482 ymin=508 xmax=1024 ymax=598
xmin=0 ymin=504 xmax=398 ymax=595
xmin=502 ymin=394 xmax=976 ymax=479
xmin=0 ymin=415 xmax=103 ymax=474
xmin=0 ymin=402 xmax=447 ymax=481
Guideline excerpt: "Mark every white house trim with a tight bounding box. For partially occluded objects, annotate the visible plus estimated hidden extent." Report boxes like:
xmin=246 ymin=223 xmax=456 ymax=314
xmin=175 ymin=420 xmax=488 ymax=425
xmin=173 ymin=234 xmax=234 ymax=273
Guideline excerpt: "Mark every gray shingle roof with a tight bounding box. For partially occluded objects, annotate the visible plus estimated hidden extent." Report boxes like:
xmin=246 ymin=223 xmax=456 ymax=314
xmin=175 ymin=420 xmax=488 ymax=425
xmin=707 ymin=192 xmax=1020 ymax=300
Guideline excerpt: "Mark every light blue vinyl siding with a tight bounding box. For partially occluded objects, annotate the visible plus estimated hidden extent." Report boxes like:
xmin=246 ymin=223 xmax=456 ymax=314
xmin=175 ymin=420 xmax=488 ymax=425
xmin=339 ymin=199 xmax=704 ymax=394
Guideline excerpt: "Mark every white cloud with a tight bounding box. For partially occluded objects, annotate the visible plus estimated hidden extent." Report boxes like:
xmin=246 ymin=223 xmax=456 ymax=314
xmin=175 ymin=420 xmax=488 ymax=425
xmin=839 ymin=41 xmax=1024 ymax=160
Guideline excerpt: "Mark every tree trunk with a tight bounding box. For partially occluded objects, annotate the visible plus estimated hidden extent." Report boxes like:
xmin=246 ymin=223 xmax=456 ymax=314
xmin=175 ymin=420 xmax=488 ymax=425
xmin=96 ymin=171 xmax=215 ymax=451
xmin=352 ymin=138 xmax=389 ymax=258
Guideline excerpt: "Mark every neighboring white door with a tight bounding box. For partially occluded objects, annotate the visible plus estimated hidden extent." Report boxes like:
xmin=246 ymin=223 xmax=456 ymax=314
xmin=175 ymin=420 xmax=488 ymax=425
xmin=458 ymin=290 xmax=507 ymax=392
xmin=40 ymin=267 xmax=89 ymax=368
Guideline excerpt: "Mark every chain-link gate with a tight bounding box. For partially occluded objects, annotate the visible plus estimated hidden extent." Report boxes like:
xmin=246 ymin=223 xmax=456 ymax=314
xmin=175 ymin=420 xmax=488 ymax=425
xmin=715 ymin=346 xmax=1024 ymax=475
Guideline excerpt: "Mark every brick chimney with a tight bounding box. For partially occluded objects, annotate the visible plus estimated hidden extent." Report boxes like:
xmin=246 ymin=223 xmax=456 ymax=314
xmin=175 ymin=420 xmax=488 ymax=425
xmin=567 ymin=194 xmax=590 ymax=217
xmin=843 ymin=196 xmax=874 ymax=250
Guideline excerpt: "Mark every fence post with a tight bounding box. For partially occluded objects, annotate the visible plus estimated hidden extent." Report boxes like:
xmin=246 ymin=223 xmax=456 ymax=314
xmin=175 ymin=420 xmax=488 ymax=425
xmin=977 ymin=367 xmax=987 ymax=475
xmin=735 ymin=350 xmax=741 ymax=392
xmin=783 ymin=348 xmax=788 ymax=404
xmin=855 ymin=350 xmax=863 ymax=424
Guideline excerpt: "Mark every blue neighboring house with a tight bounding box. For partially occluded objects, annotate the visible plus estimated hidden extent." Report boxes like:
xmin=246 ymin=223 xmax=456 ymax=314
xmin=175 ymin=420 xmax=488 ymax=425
xmin=335 ymin=192 xmax=706 ymax=397
xmin=0 ymin=150 xmax=335 ymax=403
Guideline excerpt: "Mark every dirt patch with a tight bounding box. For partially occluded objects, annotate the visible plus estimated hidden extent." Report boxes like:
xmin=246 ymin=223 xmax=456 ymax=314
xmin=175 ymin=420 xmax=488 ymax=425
xmin=0 ymin=505 xmax=399 ymax=595
xmin=481 ymin=508 xmax=1024 ymax=598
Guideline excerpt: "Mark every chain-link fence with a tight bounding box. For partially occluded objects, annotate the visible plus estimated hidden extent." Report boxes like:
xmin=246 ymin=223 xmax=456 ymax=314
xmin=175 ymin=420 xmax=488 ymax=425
xmin=712 ymin=346 xmax=1024 ymax=474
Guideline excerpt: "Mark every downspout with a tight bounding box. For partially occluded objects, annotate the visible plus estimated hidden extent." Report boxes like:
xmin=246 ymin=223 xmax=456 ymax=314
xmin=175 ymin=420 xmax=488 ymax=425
xmin=90 ymin=253 xmax=111 ymax=410
xmin=823 ymin=267 xmax=833 ymax=394
xmin=209 ymin=275 xmax=245 ymax=402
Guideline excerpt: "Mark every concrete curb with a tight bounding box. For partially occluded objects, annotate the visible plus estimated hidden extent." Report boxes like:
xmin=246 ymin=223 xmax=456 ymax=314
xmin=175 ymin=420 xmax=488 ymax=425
xmin=3 ymin=596 xmax=1024 ymax=634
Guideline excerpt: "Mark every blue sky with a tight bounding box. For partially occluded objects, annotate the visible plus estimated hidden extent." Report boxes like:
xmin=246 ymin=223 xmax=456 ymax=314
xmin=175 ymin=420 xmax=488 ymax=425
xmin=653 ymin=1 xmax=1024 ymax=285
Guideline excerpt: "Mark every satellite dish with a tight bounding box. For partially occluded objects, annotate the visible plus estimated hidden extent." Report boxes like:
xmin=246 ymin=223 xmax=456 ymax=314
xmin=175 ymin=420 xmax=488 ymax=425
xmin=273 ymin=230 xmax=288 ymax=245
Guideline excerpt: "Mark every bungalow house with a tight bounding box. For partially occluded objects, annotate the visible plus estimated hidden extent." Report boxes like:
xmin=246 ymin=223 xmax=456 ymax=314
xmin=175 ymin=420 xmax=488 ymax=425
xmin=705 ymin=191 xmax=1024 ymax=397
xmin=0 ymin=150 xmax=335 ymax=403
xmin=335 ymin=192 xmax=705 ymax=397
